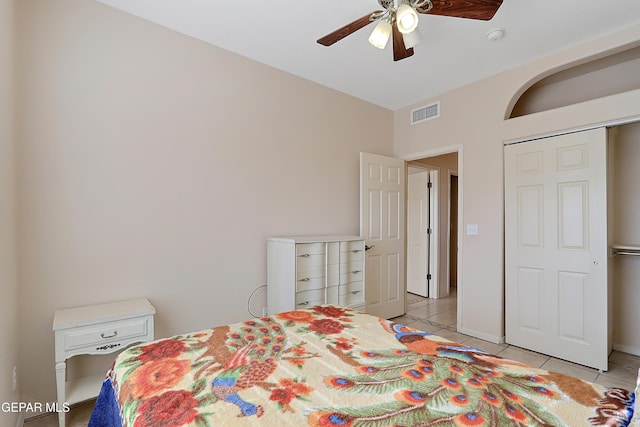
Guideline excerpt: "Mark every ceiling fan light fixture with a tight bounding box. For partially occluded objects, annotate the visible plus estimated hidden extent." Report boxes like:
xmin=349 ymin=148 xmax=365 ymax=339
xmin=316 ymin=0 xmax=504 ymax=62
xmin=368 ymin=19 xmax=392 ymax=49
xmin=402 ymin=26 xmax=422 ymax=48
xmin=396 ymin=4 xmax=419 ymax=34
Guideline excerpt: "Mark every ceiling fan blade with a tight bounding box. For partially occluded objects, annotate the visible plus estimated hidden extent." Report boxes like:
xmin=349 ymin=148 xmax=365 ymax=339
xmin=317 ymin=12 xmax=380 ymax=46
xmin=392 ymin=25 xmax=414 ymax=62
xmin=423 ymin=0 xmax=503 ymax=20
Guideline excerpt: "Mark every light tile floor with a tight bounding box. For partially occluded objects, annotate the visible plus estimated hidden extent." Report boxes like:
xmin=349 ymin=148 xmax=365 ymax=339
xmin=25 ymin=291 xmax=640 ymax=425
xmin=395 ymin=289 xmax=640 ymax=391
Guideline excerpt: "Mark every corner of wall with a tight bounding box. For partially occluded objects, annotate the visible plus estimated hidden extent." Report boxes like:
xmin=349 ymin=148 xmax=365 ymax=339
xmin=0 ymin=0 xmax=20 ymax=425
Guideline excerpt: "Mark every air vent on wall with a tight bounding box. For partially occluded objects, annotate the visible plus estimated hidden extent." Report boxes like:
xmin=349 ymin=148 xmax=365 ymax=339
xmin=411 ymin=101 xmax=440 ymax=125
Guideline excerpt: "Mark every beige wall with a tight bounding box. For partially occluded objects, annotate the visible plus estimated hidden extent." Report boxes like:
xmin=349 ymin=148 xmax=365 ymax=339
xmin=15 ymin=0 xmax=393 ymax=406
xmin=0 ymin=0 xmax=19 ymax=425
xmin=394 ymin=24 xmax=640 ymax=342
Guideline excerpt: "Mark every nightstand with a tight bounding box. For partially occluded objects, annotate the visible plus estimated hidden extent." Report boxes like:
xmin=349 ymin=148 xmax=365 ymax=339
xmin=52 ymin=298 xmax=155 ymax=427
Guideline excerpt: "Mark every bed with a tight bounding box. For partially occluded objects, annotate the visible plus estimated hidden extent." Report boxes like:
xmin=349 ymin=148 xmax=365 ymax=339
xmin=88 ymin=305 xmax=637 ymax=426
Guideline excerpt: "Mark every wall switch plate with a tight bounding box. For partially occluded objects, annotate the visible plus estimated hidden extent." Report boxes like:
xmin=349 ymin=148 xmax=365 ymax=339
xmin=466 ymin=224 xmax=479 ymax=236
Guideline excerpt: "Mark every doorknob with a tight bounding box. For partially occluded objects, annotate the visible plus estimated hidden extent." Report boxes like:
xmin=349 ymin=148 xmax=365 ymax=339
xmin=365 ymin=245 xmax=375 ymax=251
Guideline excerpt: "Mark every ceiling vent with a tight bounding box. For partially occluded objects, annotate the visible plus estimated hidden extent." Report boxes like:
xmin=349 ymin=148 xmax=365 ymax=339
xmin=411 ymin=101 xmax=440 ymax=125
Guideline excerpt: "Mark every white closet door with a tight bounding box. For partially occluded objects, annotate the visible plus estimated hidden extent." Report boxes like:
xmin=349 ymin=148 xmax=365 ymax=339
xmin=360 ymin=152 xmax=405 ymax=319
xmin=504 ymin=128 xmax=610 ymax=371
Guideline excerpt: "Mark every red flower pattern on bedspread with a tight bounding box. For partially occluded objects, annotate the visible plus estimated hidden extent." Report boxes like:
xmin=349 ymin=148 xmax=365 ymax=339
xmin=309 ymin=318 xmax=344 ymax=335
xmin=137 ymin=339 xmax=186 ymax=362
xmin=313 ymin=306 xmax=347 ymax=318
xmin=276 ymin=306 xmax=356 ymax=340
xmin=133 ymin=390 xmax=198 ymax=427
xmin=269 ymin=377 xmax=313 ymax=412
xmin=107 ymin=306 xmax=634 ymax=427
xmin=276 ymin=310 xmax=315 ymax=323
xmin=114 ymin=316 xmax=320 ymax=425
xmin=125 ymin=358 xmax=190 ymax=399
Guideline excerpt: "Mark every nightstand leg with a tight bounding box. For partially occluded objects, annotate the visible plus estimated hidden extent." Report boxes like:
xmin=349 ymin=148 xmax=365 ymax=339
xmin=55 ymin=361 xmax=66 ymax=427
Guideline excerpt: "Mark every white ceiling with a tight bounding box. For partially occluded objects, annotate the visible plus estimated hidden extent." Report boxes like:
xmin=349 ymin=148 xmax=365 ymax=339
xmin=97 ymin=0 xmax=640 ymax=110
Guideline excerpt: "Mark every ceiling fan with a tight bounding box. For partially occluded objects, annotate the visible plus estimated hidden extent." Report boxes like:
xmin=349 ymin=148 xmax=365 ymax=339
xmin=317 ymin=0 xmax=503 ymax=61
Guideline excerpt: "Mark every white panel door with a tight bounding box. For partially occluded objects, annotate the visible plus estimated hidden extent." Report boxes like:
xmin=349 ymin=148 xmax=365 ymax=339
xmin=407 ymin=171 xmax=429 ymax=297
xmin=505 ymin=128 xmax=609 ymax=370
xmin=360 ymin=152 xmax=405 ymax=319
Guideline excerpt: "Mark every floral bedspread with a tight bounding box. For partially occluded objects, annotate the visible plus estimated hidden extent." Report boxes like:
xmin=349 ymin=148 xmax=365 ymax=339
xmin=89 ymin=306 xmax=634 ymax=426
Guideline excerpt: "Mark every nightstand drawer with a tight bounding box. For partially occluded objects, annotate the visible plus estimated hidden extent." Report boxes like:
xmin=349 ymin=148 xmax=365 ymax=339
xmin=61 ymin=317 xmax=151 ymax=353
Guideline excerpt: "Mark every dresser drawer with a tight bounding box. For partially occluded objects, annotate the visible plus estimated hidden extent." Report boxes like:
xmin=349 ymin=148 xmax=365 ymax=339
xmin=296 ymin=243 xmax=326 ymax=257
xmin=340 ymin=250 xmax=364 ymax=263
xmin=296 ymin=263 xmax=326 ymax=281
xmin=296 ymin=253 xmax=326 ymax=268
xmin=295 ymin=289 xmax=325 ymax=308
xmin=340 ymin=280 xmax=364 ymax=296
xmin=339 ymin=281 xmax=365 ymax=306
xmin=340 ymin=262 xmax=364 ymax=284
xmin=340 ymin=240 xmax=365 ymax=253
xmin=340 ymin=293 xmax=365 ymax=307
xmin=296 ymin=276 xmax=326 ymax=292
xmin=340 ymin=241 xmax=365 ymax=263
xmin=61 ymin=317 xmax=151 ymax=354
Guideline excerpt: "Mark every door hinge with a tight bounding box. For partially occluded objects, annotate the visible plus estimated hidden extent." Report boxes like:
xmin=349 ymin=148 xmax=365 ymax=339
xmin=427 ymin=228 xmax=432 ymax=235
xmin=427 ymin=274 xmax=432 ymax=280
xmin=427 ymin=182 xmax=433 ymax=188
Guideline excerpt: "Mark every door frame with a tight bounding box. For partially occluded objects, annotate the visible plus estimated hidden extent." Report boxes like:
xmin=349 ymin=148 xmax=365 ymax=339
xmin=403 ymin=145 xmax=463 ymax=328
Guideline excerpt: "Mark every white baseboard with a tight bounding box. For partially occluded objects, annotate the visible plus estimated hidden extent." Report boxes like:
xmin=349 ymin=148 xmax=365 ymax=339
xmin=613 ymin=343 xmax=640 ymax=356
xmin=457 ymin=326 xmax=505 ymax=345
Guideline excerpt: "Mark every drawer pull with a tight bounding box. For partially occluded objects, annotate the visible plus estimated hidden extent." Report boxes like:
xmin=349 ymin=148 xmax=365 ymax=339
xmin=100 ymin=331 xmax=118 ymax=339
xmin=351 ymin=270 xmax=362 ymax=274
xmin=350 ymin=291 xmax=361 ymax=295
xmin=297 ymin=301 xmax=309 ymax=306
xmin=351 ymin=249 xmax=362 ymax=253
xmin=299 ymin=278 xmax=310 ymax=282
xmin=298 ymin=253 xmax=310 ymax=257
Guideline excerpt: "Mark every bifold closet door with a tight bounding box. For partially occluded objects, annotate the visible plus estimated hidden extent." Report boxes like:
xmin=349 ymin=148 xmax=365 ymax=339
xmin=504 ymin=127 xmax=610 ymax=371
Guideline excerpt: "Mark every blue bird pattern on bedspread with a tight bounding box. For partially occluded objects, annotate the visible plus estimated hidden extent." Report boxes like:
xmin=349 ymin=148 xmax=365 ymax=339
xmin=89 ymin=306 xmax=635 ymax=427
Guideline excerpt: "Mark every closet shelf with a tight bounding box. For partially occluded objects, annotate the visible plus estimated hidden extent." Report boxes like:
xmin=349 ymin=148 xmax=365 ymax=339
xmin=610 ymin=244 xmax=640 ymax=256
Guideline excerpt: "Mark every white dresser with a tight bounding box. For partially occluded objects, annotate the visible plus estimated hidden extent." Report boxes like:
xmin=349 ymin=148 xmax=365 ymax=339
xmin=267 ymin=235 xmax=366 ymax=314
